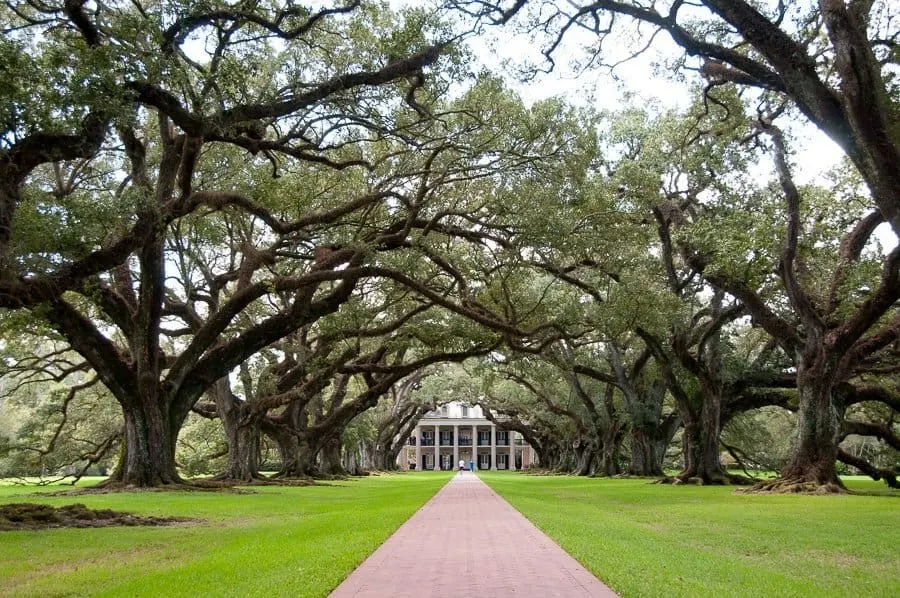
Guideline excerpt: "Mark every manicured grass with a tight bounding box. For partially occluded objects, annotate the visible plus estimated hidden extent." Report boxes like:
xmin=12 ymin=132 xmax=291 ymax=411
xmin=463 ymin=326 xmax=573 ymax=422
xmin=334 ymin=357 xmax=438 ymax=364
xmin=0 ymin=472 xmax=452 ymax=597
xmin=479 ymin=472 xmax=899 ymax=598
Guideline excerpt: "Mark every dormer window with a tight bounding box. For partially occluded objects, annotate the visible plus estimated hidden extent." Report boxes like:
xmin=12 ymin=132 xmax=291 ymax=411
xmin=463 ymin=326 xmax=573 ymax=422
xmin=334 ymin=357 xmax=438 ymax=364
xmin=441 ymin=405 xmax=448 ymax=417
xmin=461 ymin=405 xmax=469 ymax=417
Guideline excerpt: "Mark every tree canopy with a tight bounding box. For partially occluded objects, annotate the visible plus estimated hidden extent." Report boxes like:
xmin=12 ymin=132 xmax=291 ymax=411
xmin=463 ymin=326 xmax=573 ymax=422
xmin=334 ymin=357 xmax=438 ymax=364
xmin=0 ymin=0 xmax=897 ymax=493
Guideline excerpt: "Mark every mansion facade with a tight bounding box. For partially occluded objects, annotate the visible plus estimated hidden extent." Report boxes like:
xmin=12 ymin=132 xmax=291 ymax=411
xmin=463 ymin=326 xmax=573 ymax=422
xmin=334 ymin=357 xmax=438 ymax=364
xmin=398 ymin=402 xmax=535 ymax=471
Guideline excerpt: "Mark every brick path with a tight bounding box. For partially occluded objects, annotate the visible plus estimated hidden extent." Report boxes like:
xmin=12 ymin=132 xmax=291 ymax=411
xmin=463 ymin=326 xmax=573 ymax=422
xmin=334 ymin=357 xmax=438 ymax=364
xmin=329 ymin=472 xmax=618 ymax=597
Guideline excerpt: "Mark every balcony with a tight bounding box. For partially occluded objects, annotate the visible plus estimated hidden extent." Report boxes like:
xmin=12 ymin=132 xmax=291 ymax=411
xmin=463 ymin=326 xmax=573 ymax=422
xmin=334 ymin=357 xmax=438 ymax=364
xmin=458 ymin=438 xmax=472 ymax=446
xmin=420 ymin=438 xmax=435 ymax=446
xmin=439 ymin=438 xmax=454 ymax=446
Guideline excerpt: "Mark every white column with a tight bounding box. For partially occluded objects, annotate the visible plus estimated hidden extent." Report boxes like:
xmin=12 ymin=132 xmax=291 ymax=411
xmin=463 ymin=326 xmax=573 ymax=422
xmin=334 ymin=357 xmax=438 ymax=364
xmin=414 ymin=426 xmax=421 ymax=471
xmin=472 ymin=425 xmax=478 ymax=470
xmin=453 ymin=424 xmax=459 ymax=469
xmin=490 ymin=425 xmax=497 ymax=470
xmin=510 ymin=431 xmax=516 ymax=471
xmin=434 ymin=424 xmax=440 ymax=470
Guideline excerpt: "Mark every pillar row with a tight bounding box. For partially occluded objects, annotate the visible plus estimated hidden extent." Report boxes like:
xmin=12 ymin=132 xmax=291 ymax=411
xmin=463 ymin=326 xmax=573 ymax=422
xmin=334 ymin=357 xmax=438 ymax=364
xmin=414 ymin=426 xmax=421 ymax=471
xmin=490 ymin=425 xmax=497 ymax=470
xmin=472 ymin=424 xmax=477 ymax=470
xmin=434 ymin=424 xmax=440 ymax=470
xmin=453 ymin=424 xmax=459 ymax=470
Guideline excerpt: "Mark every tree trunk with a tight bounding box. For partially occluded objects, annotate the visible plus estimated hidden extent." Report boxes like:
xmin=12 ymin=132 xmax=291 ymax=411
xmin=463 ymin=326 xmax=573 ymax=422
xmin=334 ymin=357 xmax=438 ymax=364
xmin=289 ymin=444 xmax=317 ymax=477
xmin=265 ymin=423 xmax=303 ymax=477
xmin=221 ymin=416 xmax=260 ymax=481
xmin=318 ymin=436 xmax=345 ymax=476
xmin=777 ymin=358 xmax=845 ymax=489
xmin=373 ymin=434 xmax=402 ymax=470
xmin=596 ymin=383 xmax=623 ymax=476
xmin=113 ymin=211 xmax=175 ymax=486
xmin=673 ymin=399 xmax=729 ymax=484
xmin=384 ymin=444 xmax=403 ymax=470
xmin=110 ymin=398 xmax=181 ymax=485
xmin=574 ymin=441 xmax=597 ymax=476
xmin=699 ymin=382 xmax=727 ymax=481
xmin=372 ymin=448 xmax=390 ymax=470
xmin=212 ymin=379 xmax=261 ymax=481
xmin=345 ymin=440 xmax=376 ymax=474
xmin=373 ymin=445 xmax=401 ymax=470
xmin=748 ymin=348 xmax=846 ymax=493
xmin=666 ymin=360 xmax=751 ymax=485
xmin=548 ymin=448 xmax=564 ymax=470
xmin=598 ymin=432 xmax=622 ymax=477
xmin=343 ymin=446 xmax=361 ymax=475
xmin=629 ymin=428 xmax=665 ymax=476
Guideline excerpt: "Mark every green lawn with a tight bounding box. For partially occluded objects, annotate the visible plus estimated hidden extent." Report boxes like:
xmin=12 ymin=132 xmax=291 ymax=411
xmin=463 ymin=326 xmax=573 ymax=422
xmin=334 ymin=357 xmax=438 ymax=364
xmin=479 ymin=472 xmax=899 ymax=598
xmin=4 ymin=472 xmax=897 ymax=597
xmin=0 ymin=472 xmax=452 ymax=597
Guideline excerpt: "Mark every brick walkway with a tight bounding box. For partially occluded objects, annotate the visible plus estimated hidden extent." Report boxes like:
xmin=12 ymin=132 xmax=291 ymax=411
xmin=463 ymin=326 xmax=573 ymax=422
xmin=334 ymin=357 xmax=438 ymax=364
xmin=329 ymin=472 xmax=618 ymax=597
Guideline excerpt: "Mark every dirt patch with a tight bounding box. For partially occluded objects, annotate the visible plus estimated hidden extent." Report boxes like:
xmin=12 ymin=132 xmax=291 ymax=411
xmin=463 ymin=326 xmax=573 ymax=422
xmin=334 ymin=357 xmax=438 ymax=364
xmin=0 ymin=503 xmax=194 ymax=532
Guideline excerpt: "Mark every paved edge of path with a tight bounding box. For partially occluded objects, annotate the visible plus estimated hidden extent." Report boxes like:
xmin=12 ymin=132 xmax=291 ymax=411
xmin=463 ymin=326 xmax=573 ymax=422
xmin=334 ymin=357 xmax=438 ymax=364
xmin=328 ymin=472 xmax=618 ymax=597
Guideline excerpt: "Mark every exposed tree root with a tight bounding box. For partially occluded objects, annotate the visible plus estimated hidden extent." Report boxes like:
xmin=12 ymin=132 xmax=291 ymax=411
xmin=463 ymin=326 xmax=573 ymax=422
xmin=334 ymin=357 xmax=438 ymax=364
xmin=210 ymin=473 xmax=269 ymax=484
xmin=46 ymin=480 xmax=252 ymax=495
xmin=0 ymin=503 xmax=193 ymax=531
xmin=655 ymin=476 xmax=703 ymax=485
xmin=241 ymin=478 xmax=318 ymax=487
xmin=736 ymin=477 xmax=848 ymax=495
xmin=94 ymin=477 xmax=188 ymax=490
xmin=521 ymin=468 xmax=566 ymax=476
xmin=654 ymin=472 xmax=754 ymax=486
xmin=723 ymin=472 xmax=756 ymax=485
xmin=272 ymin=470 xmax=348 ymax=482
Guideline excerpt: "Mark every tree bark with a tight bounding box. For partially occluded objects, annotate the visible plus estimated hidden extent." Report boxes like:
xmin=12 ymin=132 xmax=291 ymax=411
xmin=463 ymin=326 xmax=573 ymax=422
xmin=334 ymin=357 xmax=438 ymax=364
xmin=318 ymin=436 xmax=345 ymax=476
xmin=606 ymin=344 xmax=672 ymax=476
xmin=674 ymin=392 xmax=730 ymax=484
xmin=110 ymin=398 xmax=181 ymax=485
xmin=598 ymin=434 xmax=622 ymax=477
xmin=629 ymin=428 xmax=664 ymax=476
xmin=573 ymin=439 xmax=597 ymax=476
xmin=372 ymin=444 xmax=403 ymax=470
xmin=597 ymin=383 xmax=623 ymax=476
xmin=293 ymin=444 xmax=318 ymax=477
xmin=779 ymin=355 xmax=845 ymax=488
xmin=223 ymin=420 xmax=261 ymax=481
xmin=210 ymin=379 xmax=261 ymax=481
xmin=264 ymin=420 xmax=303 ymax=478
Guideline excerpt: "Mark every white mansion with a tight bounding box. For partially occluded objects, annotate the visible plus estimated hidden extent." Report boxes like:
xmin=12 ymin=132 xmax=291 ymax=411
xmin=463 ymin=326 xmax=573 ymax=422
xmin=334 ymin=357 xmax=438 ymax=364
xmin=398 ymin=402 xmax=535 ymax=471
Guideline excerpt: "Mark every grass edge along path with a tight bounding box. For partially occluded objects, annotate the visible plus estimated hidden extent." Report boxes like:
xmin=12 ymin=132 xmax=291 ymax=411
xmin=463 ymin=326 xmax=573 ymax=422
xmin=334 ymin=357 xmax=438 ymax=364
xmin=0 ymin=472 xmax=453 ymax=598
xmin=479 ymin=472 xmax=899 ymax=598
